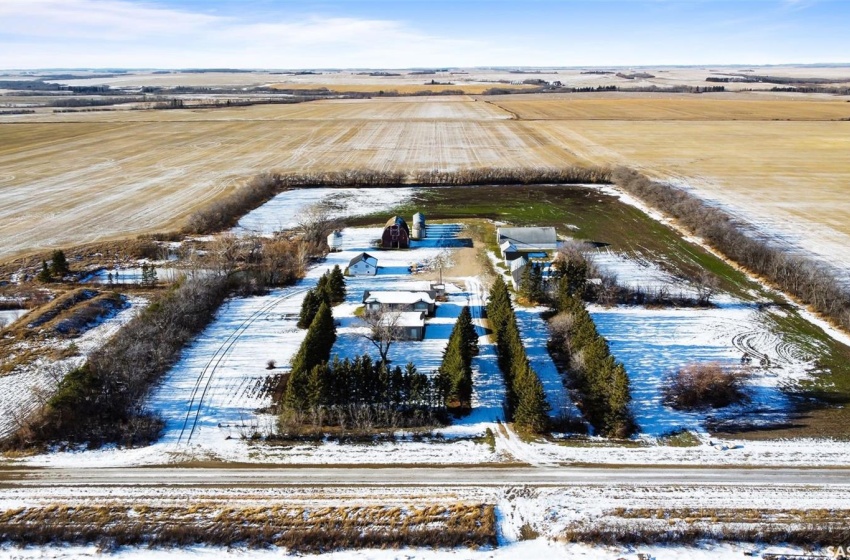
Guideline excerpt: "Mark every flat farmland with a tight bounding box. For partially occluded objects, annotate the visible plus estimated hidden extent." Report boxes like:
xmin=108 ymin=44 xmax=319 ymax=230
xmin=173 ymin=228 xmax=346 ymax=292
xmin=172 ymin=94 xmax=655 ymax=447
xmin=491 ymin=95 xmax=850 ymax=121
xmin=485 ymin=94 xmax=850 ymax=274
xmin=1 ymin=93 xmax=849 ymax=269
xmin=270 ymin=83 xmax=538 ymax=94
xmin=0 ymin=98 xmax=569 ymax=259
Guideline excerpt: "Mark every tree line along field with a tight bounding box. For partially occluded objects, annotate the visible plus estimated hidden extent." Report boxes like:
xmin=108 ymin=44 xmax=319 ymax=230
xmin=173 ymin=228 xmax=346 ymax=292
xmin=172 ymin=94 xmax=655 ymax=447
xmin=0 ymin=93 xmax=848 ymax=264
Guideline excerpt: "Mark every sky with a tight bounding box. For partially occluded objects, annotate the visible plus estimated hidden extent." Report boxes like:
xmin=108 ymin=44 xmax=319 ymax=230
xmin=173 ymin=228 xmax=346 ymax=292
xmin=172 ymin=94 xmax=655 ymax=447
xmin=0 ymin=0 xmax=848 ymax=69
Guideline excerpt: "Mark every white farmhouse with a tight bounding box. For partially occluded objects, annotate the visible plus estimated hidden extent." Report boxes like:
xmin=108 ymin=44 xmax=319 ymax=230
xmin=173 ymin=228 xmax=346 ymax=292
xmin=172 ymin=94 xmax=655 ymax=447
xmin=363 ymin=290 xmax=437 ymax=316
xmin=347 ymin=252 xmax=378 ymax=276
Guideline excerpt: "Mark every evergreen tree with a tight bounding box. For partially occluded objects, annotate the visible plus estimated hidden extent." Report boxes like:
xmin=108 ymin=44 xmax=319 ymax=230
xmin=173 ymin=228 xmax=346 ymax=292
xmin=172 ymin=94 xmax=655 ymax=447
xmin=316 ymin=273 xmax=333 ymax=302
xmin=37 ymin=260 xmax=52 ymax=283
xmin=513 ymin=363 xmax=550 ymax=433
xmin=50 ymin=249 xmax=69 ymax=277
xmin=486 ymin=277 xmax=512 ymax=340
xmin=519 ymin=262 xmax=544 ymax=304
xmin=555 ymin=257 xmax=588 ymax=305
xmin=529 ymin=262 xmax=545 ymax=303
xmin=287 ymin=302 xmax=336 ymax=411
xmin=284 ymin=364 xmax=310 ymax=412
xmin=604 ymin=362 xmax=633 ymax=437
xmin=328 ymin=265 xmax=346 ymax=303
xmin=307 ymin=363 xmax=329 ymax=408
xmin=456 ymin=306 xmax=479 ymax=359
xmin=297 ymin=289 xmax=326 ymax=329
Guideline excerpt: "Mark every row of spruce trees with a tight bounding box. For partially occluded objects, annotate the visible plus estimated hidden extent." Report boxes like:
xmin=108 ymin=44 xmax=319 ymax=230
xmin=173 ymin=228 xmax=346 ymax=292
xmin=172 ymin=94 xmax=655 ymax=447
xmin=435 ymin=306 xmax=479 ymax=410
xmin=284 ymin=267 xmax=446 ymax=427
xmin=486 ymin=277 xmax=550 ymax=433
xmin=550 ymin=253 xmax=635 ymax=438
xmin=298 ymin=266 xmax=346 ymax=329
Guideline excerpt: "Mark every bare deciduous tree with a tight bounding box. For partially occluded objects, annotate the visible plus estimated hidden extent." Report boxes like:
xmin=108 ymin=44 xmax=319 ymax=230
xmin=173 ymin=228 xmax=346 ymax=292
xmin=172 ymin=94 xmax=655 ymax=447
xmin=362 ymin=309 xmax=404 ymax=364
xmin=694 ymin=271 xmax=720 ymax=306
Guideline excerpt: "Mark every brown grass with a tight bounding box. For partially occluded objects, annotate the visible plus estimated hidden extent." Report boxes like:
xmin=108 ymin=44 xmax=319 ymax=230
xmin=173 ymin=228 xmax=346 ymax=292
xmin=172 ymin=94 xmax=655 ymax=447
xmin=0 ymin=502 xmax=496 ymax=551
xmin=561 ymin=507 xmax=850 ymax=547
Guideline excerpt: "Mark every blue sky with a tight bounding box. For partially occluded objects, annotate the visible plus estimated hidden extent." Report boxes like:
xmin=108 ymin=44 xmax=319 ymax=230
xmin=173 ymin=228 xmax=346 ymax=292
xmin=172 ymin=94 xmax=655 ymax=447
xmin=1 ymin=0 xmax=848 ymax=69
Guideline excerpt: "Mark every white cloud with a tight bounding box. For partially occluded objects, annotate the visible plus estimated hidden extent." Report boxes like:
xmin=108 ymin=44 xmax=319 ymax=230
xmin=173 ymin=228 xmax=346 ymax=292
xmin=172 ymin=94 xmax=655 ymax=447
xmin=0 ymin=0 xmax=491 ymax=68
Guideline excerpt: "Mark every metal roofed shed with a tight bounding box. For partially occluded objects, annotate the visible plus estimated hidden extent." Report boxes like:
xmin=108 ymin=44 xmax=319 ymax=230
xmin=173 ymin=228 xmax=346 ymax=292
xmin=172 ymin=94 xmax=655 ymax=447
xmin=496 ymin=227 xmax=558 ymax=252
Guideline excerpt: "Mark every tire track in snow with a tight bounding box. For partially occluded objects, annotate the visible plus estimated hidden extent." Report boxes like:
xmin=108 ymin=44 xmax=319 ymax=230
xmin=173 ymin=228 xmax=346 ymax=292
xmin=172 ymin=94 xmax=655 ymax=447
xmin=177 ymin=288 xmax=308 ymax=444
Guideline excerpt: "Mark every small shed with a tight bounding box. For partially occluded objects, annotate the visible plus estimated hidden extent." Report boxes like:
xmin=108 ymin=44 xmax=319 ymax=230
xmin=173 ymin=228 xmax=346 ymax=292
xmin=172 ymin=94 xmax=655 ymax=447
xmin=348 ymin=252 xmax=378 ymax=276
xmin=382 ymin=216 xmax=410 ymax=249
xmin=327 ymin=230 xmax=342 ymax=252
xmin=412 ymin=212 xmax=426 ymax=240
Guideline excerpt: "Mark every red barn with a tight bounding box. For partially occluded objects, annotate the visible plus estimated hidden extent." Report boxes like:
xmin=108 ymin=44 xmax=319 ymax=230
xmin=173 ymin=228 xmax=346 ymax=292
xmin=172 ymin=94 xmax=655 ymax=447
xmin=381 ymin=216 xmax=410 ymax=249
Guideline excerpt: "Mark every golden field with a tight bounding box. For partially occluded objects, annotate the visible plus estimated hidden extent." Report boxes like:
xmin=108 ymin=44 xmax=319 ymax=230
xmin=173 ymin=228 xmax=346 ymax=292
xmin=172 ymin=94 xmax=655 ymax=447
xmin=269 ymin=83 xmax=537 ymax=94
xmin=1 ymin=92 xmax=849 ymax=261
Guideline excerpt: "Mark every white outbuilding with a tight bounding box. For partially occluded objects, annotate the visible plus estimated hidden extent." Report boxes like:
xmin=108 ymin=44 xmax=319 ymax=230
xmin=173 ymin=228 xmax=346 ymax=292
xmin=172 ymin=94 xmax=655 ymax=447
xmin=347 ymin=252 xmax=379 ymax=276
xmin=327 ymin=230 xmax=342 ymax=252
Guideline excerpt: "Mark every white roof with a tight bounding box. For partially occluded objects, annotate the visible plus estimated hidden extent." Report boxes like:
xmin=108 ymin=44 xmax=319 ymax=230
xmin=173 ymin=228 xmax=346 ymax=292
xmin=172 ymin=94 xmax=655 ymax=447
xmin=379 ymin=311 xmax=425 ymax=328
xmin=500 ymin=240 xmax=517 ymax=252
xmin=509 ymin=256 xmax=528 ymax=272
xmin=497 ymin=227 xmax=558 ymax=248
xmin=364 ymin=291 xmax=435 ymax=305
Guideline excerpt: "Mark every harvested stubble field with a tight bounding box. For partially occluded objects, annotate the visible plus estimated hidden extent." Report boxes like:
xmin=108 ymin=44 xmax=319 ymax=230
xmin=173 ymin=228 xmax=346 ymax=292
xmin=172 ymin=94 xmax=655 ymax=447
xmin=1 ymin=92 xmax=849 ymax=269
xmin=270 ymin=83 xmax=537 ymax=94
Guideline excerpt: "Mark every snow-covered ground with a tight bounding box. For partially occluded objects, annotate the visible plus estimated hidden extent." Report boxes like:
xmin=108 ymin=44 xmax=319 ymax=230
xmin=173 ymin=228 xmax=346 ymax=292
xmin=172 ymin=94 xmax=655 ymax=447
xmin=82 ymin=266 xmax=184 ymax=285
xmin=0 ymin=541 xmax=823 ymax=560
xmin=0 ymin=308 xmax=27 ymax=326
xmin=232 ymin=187 xmax=416 ymax=235
xmin=0 ymin=297 xmax=145 ymax=439
xmin=591 ymin=303 xmax=814 ymax=436
xmin=592 ymin=248 xmax=699 ymax=299
xmin=0 ymin=482 xmax=842 ymax=559
xmin=5 ymin=182 xmax=848 ymax=468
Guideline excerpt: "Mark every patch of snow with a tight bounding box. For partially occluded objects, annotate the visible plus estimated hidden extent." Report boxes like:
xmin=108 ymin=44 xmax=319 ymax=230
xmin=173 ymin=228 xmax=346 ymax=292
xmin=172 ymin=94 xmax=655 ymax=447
xmin=0 ymin=308 xmax=27 ymax=326
xmin=0 ymin=297 xmax=145 ymax=440
xmin=589 ymin=302 xmax=814 ymax=437
xmin=233 ymin=187 xmax=415 ymax=235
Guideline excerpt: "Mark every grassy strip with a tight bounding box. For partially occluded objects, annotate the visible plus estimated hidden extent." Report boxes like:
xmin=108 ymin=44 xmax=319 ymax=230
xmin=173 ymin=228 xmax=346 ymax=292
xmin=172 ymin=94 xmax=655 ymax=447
xmin=613 ymin=167 xmax=850 ymax=334
xmin=562 ymin=514 xmax=850 ymax=547
xmin=0 ymin=503 xmax=496 ymax=552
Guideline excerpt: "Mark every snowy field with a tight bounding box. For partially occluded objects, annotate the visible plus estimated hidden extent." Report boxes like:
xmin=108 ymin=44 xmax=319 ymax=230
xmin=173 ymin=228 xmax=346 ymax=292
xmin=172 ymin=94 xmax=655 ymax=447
xmin=591 ymin=303 xmax=813 ymax=436
xmin=0 ymin=482 xmax=844 ymax=559
xmin=0 ymin=542 xmax=824 ymax=560
xmin=592 ymin=248 xmax=700 ymax=299
xmin=0 ymin=298 xmax=145 ymax=439
xmin=232 ymin=187 xmax=416 ymax=235
xmin=0 ymin=308 xmax=27 ymax=327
